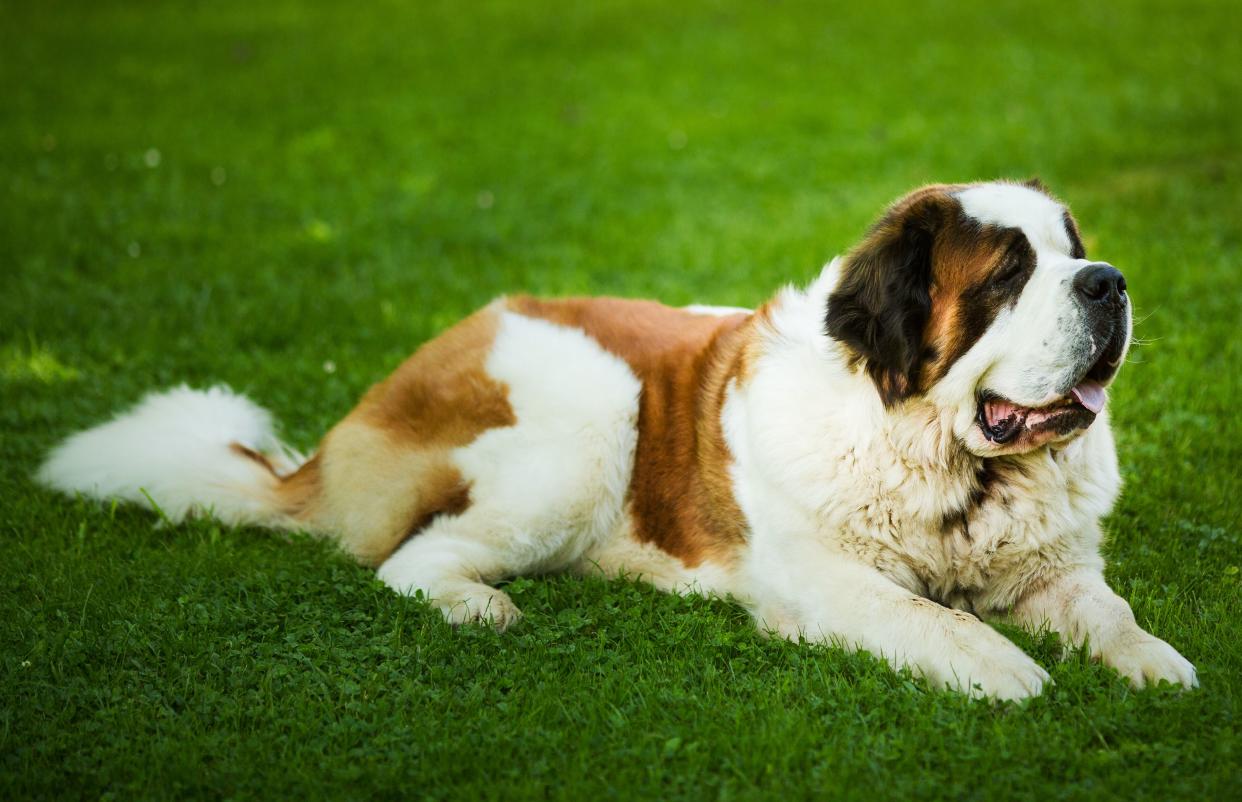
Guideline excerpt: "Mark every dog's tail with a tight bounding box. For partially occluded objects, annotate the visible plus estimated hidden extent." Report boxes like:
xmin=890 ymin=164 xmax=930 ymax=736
xmin=37 ymin=385 xmax=321 ymax=530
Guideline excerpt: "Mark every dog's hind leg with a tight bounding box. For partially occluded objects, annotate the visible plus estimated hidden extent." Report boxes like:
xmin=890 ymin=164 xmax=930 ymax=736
xmin=375 ymin=511 xmax=524 ymax=630
xmin=280 ymin=304 xmax=519 ymax=567
xmin=291 ymin=421 xmax=476 ymax=567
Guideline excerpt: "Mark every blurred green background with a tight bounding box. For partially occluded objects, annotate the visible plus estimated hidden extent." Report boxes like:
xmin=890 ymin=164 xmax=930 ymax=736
xmin=2 ymin=1 xmax=1239 ymax=799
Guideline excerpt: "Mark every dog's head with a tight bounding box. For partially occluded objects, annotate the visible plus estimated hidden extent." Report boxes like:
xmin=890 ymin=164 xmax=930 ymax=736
xmin=825 ymin=180 xmax=1130 ymax=456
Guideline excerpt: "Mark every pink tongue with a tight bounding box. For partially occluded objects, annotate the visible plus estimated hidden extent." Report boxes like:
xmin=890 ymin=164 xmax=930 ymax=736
xmin=1071 ymin=381 xmax=1106 ymax=414
xmin=986 ymin=399 xmax=1019 ymax=427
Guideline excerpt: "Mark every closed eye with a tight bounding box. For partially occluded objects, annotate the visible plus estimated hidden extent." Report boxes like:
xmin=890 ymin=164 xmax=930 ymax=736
xmin=993 ymin=250 xmax=1026 ymax=284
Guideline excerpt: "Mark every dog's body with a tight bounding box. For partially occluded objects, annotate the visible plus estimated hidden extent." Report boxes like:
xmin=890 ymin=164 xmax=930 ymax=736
xmin=40 ymin=181 xmax=1197 ymax=699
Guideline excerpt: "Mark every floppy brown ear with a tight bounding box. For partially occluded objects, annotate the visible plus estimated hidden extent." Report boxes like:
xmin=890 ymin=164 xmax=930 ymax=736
xmin=825 ymin=188 xmax=956 ymax=406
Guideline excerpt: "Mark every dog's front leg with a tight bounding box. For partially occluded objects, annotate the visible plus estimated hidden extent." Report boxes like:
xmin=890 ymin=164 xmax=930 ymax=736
xmin=1010 ymin=568 xmax=1197 ymax=689
xmin=756 ymin=559 xmax=1049 ymax=700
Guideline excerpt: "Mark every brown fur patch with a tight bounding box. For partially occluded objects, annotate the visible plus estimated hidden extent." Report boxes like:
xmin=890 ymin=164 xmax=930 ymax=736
xmin=229 ymin=442 xmax=279 ymax=475
xmin=357 ymin=306 xmax=516 ymax=446
xmin=276 ymin=305 xmax=514 ymax=566
xmin=826 ymin=184 xmax=965 ymax=404
xmin=1062 ymin=210 xmax=1087 ymax=260
xmin=407 ymin=470 xmax=472 ymax=534
xmin=507 ymin=296 xmax=755 ymax=566
xmin=919 ymin=206 xmax=1037 ymax=387
xmin=275 ymin=453 xmax=322 ymax=519
xmin=829 ymin=182 xmax=1066 ymax=399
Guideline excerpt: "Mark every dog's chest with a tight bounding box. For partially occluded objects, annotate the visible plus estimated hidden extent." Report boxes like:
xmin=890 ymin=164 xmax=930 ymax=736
xmin=919 ymin=460 xmax=1073 ymax=608
xmin=730 ymin=347 xmax=1121 ymax=612
xmin=823 ymin=439 xmax=1109 ymax=612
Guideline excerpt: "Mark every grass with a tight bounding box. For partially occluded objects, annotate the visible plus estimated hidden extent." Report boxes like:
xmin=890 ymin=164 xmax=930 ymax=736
xmin=2 ymin=0 xmax=1240 ymax=798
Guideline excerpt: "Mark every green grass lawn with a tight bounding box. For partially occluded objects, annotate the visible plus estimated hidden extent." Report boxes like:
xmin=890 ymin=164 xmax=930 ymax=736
xmin=3 ymin=0 xmax=1240 ymax=798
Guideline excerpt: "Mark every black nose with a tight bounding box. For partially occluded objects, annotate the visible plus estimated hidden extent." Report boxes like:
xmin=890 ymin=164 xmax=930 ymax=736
xmin=1074 ymin=263 xmax=1127 ymax=305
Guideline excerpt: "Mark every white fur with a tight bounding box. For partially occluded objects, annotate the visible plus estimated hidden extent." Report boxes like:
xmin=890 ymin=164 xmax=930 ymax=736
xmin=37 ymin=385 xmax=302 ymax=525
xmin=957 ymin=183 xmax=1073 ymax=253
xmin=375 ymin=312 xmax=643 ymax=625
xmin=576 ymin=522 xmax=735 ymax=595
xmin=683 ymin=304 xmax=753 ymax=317
xmin=718 ymin=270 xmax=1073 ymax=697
xmin=700 ymin=185 xmax=1190 ymax=697
xmin=375 ymin=310 xmax=740 ymax=624
xmin=944 ymin=183 xmax=1133 ymax=456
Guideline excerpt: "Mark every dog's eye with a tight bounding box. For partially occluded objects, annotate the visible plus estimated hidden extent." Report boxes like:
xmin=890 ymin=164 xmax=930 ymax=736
xmin=993 ymin=249 xmax=1028 ymax=285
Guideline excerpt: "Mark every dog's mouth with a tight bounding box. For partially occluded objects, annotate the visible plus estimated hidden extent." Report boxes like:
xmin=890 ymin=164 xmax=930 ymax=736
xmin=976 ymin=380 xmax=1106 ymax=446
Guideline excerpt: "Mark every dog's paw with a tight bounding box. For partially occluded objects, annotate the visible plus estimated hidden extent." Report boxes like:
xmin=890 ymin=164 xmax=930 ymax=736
xmin=1103 ymin=633 xmax=1197 ymax=689
xmin=440 ymin=588 xmax=523 ymax=632
xmin=924 ymin=635 xmax=1050 ymax=701
xmin=959 ymin=650 xmax=1051 ymax=702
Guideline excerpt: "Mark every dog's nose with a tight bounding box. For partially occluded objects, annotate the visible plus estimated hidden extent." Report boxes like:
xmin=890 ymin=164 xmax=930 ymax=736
xmin=1074 ymin=263 xmax=1127 ymax=305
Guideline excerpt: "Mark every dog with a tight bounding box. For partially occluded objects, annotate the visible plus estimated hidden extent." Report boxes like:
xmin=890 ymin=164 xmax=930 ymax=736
xmin=39 ymin=179 xmax=1197 ymax=700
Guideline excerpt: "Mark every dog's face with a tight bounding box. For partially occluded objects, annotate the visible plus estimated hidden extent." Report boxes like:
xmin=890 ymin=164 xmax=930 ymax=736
xmin=826 ymin=181 xmax=1131 ymax=456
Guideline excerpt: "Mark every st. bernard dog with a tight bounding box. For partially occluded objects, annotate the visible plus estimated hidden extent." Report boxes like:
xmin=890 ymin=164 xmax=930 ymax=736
xmin=40 ymin=180 xmax=1197 ymax=700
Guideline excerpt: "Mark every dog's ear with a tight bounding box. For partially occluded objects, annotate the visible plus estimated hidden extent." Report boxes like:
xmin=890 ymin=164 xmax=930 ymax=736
xmin=825 ymin=188 xmax=955 ymax=406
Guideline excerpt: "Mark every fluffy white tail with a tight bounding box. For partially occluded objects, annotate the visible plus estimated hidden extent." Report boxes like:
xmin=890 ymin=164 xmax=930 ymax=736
xmin=38 ymin=385 xmax=308 ymax=527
